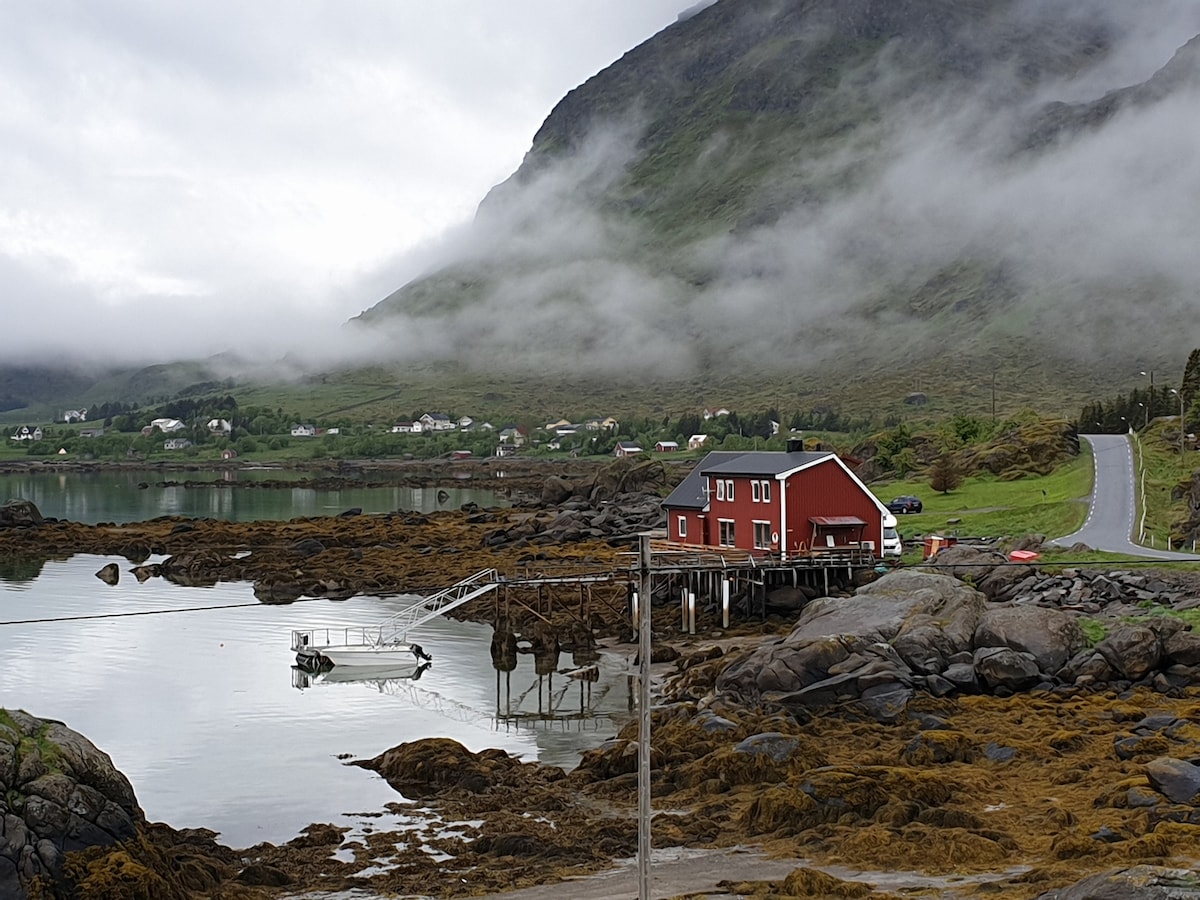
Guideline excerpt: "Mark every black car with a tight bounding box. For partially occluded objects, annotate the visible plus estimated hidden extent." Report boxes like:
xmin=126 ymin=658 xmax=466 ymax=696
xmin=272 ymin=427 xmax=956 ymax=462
xmin=887 ymin=495 xmax=923 ymax=514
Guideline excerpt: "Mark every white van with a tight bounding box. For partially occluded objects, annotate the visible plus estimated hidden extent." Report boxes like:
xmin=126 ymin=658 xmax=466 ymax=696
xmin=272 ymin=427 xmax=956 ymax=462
xmin=881 ymin=514 xmax=903 ymax=557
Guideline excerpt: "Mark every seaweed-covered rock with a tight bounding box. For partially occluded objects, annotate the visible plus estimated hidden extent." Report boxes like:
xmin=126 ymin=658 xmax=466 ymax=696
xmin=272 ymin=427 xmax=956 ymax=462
xmin=0 ymin=709 xmax=143 ymax=899
xmin=353 ymin=737 xmax=563 ymax=798
xmin=1033 ymin=865 xmax=1200 ymax=899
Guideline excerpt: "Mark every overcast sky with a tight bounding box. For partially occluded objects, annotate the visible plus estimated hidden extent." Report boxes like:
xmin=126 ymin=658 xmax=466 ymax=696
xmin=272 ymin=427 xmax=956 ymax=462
xmin=0 ymin=0 xmax=691 ymax=364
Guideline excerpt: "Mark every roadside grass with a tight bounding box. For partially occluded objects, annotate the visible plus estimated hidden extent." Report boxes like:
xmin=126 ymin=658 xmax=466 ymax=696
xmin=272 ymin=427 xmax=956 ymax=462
xmin=878 ymin=448 xmax=1094 ymax=545
xmin=1130 ymin=422 xmax=1197 ymax=551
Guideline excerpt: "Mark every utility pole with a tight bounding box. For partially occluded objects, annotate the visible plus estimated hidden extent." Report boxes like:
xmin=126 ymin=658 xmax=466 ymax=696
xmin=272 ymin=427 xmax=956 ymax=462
xmin=637 ymin=533 xmax=652 ymax=900
xmin=1141 ymin=370 xmax=1154 ymax=427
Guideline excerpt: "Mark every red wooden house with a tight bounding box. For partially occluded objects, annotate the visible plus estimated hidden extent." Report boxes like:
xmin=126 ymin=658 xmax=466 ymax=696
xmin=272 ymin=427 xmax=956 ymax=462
xmin=662 ymin=446 xmax=890 ymax=558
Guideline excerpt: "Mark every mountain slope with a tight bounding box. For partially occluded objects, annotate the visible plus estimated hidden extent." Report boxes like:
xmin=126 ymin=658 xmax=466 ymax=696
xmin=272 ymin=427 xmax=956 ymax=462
xmin=355 ymin=0 xmax=1200 ymax=407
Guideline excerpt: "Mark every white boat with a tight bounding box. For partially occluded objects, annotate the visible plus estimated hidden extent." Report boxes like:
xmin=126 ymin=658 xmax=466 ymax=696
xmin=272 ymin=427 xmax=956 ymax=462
xmin=289 ymin=568 xmax=501 ymax=669
xmin=291 ymin=628 xmax=432 ymax=668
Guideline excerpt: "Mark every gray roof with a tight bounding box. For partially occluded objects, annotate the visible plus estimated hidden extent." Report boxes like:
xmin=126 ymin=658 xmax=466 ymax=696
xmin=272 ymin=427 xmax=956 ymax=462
xmin=661 ymin=452 xmax=749 ymax=509
xmin=662 ymin=450 xmax=837 ymax=510
xmin=702 ymin=450 xmax=834 ymax=477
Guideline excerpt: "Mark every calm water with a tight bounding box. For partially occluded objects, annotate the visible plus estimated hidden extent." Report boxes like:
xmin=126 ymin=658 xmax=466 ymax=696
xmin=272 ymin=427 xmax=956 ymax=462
xmin=0 ymin=468 xmax=505 ymax=524
xmin=0 ymin=475 xmax=634 ymax=849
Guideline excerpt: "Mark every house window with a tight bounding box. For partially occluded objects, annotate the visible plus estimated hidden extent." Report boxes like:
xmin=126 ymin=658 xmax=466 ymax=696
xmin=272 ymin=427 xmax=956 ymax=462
xmin=725 ymin=479 xmax=735 ymax=501
xmin=715 ymin=479 xmax=725 ymax=501
xmin=718 ymin=520 xmax=736 ymax=547
xmin=751 ymin=481 xmax=760 ymax=502
xmin=677 ymin=516 xmax=687 ymax=539
xmin=754 ymin=521 xmax=772 ymax=550
xmin=761 ymin=480 xmax=771 ymax=503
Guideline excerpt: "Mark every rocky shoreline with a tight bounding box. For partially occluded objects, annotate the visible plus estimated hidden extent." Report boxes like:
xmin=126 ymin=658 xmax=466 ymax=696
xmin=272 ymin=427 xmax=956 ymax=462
xmin=5 ymin=483 xmax=1200 ymax=898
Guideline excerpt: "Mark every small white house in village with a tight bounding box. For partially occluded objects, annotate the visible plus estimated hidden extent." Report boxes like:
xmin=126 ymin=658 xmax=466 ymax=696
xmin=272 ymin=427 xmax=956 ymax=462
xmin=391 ymin=421 xmax=421 ymax=434
xmin=163 ymin=438 xmax=192 ymax=451
xmin=62 ymin=409 xmax=87 ymax=423
xmin=206 ymin=418 xmax=232 ymax=434
xmin=498 ymin=426 xmax=528 ymax=447
xmin=688 ymin=434 xmax=709 ymax=451
xmin=10 ymin=426 xmax=43 ymax=442
xmin=614 ymin=441 xmax=643 ymax=457
xmin=420 ymin=413 xmax=455 ymax=432
xmin=291 ymin=424 xmax=317 ymax=437
xmin=149 ymin=418 xmax=185 ymax=433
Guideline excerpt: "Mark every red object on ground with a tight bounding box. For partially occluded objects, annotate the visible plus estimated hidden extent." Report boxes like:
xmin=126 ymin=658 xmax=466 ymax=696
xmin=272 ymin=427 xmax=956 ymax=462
xmin=1009 ymin=550 xmax=1040 ymax=561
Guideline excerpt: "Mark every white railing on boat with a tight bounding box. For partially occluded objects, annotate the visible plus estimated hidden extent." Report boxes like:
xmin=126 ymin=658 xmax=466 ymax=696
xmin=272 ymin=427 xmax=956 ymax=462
xmin=291 ymin=568 xmax=500 ymax=654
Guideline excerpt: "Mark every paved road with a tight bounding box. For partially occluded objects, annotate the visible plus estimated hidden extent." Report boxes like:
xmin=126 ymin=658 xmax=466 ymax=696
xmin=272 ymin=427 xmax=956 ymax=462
xmin=1054 ymin=433 xmax=1200 ymax=560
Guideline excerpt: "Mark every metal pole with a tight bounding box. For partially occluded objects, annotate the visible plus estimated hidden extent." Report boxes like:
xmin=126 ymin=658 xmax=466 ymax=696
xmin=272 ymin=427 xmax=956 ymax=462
xmin=637 ymin=533 xmax=652 ymax=900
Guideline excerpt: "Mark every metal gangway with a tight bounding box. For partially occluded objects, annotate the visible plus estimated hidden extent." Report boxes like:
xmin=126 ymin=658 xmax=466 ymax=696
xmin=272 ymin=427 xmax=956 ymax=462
xmin=376 ymin=568 xmax=500 ymax=644
xmin=290 ymin=568 xmax=500 ymax=659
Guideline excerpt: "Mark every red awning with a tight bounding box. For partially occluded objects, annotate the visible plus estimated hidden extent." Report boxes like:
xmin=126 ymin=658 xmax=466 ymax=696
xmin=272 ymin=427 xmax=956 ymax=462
xmin=808 ymin=516 xmax=867 ymax=527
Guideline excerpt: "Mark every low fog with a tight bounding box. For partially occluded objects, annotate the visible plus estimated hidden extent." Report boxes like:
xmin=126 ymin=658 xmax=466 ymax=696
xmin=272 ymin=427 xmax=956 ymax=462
xmin=0 ymin=0 xmax=688 ymax=370
xmin=5 ymin=0 xmax=1199 ymax=384
xmin=340 ymin=0 xmax=1200 ymax=381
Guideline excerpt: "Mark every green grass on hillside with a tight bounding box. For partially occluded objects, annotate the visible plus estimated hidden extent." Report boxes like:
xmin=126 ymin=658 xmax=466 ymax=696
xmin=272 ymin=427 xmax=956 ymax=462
xmin=878 ymin=448 xmax=1094 ymax=543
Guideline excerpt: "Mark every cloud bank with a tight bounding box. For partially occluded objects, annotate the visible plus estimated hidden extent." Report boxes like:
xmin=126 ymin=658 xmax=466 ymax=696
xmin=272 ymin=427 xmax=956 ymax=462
xmin=0 ymin=0 xmax=687 ymax=366
xmin=352 ymin=0 xmax=1200 ymax=379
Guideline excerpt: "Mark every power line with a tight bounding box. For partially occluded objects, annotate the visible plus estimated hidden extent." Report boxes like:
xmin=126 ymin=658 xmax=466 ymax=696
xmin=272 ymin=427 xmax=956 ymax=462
xmin=1 ymin=599 xmax=284 ymax=626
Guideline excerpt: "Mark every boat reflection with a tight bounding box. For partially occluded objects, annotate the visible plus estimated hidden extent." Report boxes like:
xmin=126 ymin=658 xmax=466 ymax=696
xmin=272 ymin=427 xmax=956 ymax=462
xmin=291 ymin=661 xmax=432 ymax=690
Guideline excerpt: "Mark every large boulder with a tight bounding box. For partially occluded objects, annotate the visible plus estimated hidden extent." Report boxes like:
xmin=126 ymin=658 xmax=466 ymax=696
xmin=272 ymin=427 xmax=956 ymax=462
xmin=0 ymin=709 xmax=143 ymax=898
xmin=0 ymin=500 xmax=44 ymax=529
xmin=922 ymin=545 xmax=1006 ymax=586
xmin=973 ymin=647 xmax=1043 ymax=691
xmin=540 ymin=475 xmax=575 ymax=505
xmin=716 ymin=571 xmax=984 ymax=701
xmin=974 ymin=606 xmax=1088 ymax=675
xmin=1095 ymin=624 xmax=1163 ymax=681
